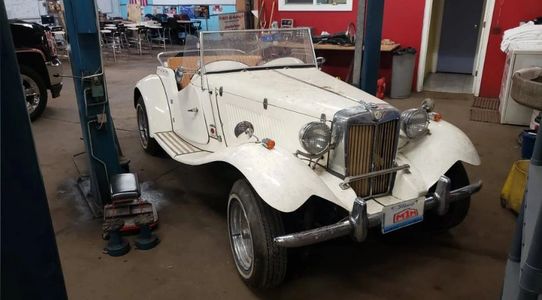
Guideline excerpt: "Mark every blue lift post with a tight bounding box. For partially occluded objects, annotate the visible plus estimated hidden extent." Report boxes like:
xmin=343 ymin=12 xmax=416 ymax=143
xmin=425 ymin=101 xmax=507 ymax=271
xmin=62 ymin=0 xmax=125 ymax=207
xmin=360 ymin=0 xmax=385 ymax=95
xmin=1 ymin=1 xmax=67 ymax=298
xmin=62 ymin=1 xmax=159 ymax=254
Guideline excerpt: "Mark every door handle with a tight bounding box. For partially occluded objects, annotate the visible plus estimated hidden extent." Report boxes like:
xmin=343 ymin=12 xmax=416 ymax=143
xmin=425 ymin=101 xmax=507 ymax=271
xmin=187 ymin=107 xmax=199 ymax=113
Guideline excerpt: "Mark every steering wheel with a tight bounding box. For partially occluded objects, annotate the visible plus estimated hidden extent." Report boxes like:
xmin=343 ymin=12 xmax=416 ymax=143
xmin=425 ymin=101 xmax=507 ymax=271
xmin=262 ymin=57 xmax=304 ymax=67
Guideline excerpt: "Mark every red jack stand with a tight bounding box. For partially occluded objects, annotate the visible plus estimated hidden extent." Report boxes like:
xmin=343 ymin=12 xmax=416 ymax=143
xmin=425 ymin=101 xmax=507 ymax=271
xmin=102 ymin=174 xmax=158 ymax=239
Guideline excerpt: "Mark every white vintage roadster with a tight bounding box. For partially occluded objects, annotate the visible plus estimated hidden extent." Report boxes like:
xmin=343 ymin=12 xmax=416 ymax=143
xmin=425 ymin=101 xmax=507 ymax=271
xmin=134 ymin=28 xmax=482 ymax=288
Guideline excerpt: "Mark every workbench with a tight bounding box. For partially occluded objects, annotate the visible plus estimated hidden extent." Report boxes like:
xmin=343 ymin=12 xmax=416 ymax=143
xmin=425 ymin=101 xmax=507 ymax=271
xmin=313 ymin=42 xmax=400 ymax=83
xmin=313 ymin=42 xmax=400 ymax=52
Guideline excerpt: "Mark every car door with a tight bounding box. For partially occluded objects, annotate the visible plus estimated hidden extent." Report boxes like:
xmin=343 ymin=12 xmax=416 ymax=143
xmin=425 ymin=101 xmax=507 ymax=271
xmin=436 ymin=0 xmax=484 ymax=74
xmin=172 ymin=77 xmax=209 ymax=145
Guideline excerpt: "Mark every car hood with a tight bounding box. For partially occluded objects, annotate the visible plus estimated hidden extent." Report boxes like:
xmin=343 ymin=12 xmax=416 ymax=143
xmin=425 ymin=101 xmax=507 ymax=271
xmin=205 ymin=67 xmax=389 ymax=119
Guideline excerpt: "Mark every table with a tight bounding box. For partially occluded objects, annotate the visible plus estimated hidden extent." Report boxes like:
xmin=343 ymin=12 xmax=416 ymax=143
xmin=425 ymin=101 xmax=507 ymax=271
xmin=312 ymin=42 xmax=400 ymax=52
xmin=176 ymin=20 xmax=201 ymax=24
xmin=313 ymin=41 xmax=400 ymax=83
xmin=177 ymin=20 xmax=201 ymax=35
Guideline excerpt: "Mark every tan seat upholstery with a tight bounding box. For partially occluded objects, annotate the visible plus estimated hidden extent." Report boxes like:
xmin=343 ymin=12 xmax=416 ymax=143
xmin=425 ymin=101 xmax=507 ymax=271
xmin=167 ymin=55 xmax=262 ymax=89
xmin=167 ymin=56 xmax=200 ymax=89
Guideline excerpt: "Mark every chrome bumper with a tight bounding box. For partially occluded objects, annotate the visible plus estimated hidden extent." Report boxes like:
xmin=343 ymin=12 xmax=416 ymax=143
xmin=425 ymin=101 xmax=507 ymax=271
xmin=274 ymin=176 xmax=483 ymax=248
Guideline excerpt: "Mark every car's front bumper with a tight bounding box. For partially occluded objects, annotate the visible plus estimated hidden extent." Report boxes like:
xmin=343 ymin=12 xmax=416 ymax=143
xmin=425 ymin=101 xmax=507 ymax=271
xmin=274 ymin=175 xmax=483 ymax=248
xmin=46 ymin=58 xmax=63 ymax=97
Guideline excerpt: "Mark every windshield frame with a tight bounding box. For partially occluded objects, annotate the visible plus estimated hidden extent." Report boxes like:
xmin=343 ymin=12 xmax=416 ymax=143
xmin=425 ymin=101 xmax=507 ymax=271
xmin=199 ymin=28 xmax=317 ymax=75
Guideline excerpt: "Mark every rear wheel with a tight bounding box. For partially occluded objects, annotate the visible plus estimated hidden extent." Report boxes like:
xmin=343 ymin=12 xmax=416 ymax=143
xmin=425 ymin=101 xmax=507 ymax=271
xmin=136 ymin=97 xmax=161 ymax=156
xmin=20 ymin=66 xmax=47 ymax=121
xmin=423 ymin=162 xmax=471 ymax=231
xmin=227 ymin=179 xmax=287 ymax=288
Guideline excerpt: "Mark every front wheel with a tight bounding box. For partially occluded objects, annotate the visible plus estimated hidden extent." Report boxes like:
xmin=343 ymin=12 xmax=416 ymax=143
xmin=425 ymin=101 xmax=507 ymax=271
xmin=227 ymin=179 xmax=287 ymax=288
xmin=423 ymin=162 xmax=471 ymax=232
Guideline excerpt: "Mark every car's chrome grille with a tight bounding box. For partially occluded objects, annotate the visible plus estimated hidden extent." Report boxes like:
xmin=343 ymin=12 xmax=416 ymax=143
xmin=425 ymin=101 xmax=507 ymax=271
xmin=346 ymin=120 xmax=399 ymax=197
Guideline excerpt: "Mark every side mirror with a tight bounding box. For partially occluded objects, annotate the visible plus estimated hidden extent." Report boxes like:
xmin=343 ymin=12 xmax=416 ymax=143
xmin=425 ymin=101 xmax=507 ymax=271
xmin=175 ymin=67 xmax=185 ymax=90
xmin=316 ymin=57 xmax=326 ymax=69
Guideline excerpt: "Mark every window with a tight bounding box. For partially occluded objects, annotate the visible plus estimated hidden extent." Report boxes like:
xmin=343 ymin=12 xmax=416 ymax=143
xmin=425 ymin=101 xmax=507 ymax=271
xmin=279 ymin=0 xmax=351 ymax=11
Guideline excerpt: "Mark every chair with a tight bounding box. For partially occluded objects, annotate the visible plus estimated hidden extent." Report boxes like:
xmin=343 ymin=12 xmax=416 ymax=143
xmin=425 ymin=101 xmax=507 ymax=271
xmin=127 ymin=27 xmax=146 ymax=55
xmin=101 ymin=29 xmax=118 ymax=62
xmin=116 ymin=24 xmax=130 ymax=49
xmin=149 ymin=26 xmax=168 ymax=50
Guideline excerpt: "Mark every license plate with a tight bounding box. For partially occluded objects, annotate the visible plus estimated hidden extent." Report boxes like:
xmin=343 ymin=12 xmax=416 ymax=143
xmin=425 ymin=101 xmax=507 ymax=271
xmin=382 ymin=198 xmax=424 ymax=234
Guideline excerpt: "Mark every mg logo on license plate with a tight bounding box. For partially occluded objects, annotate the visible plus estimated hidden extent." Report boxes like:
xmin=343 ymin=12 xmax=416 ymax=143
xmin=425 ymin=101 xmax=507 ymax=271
xmin=393 ymin=208 xmax=418 ymax=223
xmin=382 ymin=198 xmax=424 ymax=234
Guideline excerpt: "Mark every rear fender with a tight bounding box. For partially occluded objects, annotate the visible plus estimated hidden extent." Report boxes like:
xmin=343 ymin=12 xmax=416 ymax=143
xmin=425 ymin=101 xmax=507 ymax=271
xmin=134 ymin=74 xmax=172 ymax=136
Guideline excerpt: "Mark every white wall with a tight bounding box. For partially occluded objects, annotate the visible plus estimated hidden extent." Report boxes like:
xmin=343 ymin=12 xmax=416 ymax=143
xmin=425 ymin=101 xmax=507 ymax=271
xmin=97 ymin=0 xmax=121 ymax=17
xmin=5 ymin=0 xmax=47 ymax=21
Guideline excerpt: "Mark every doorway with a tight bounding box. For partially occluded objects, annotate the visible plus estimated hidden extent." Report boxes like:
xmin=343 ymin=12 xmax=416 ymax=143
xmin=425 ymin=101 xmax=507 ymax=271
xmin=417 ymin=0 xmax=495 ymax=95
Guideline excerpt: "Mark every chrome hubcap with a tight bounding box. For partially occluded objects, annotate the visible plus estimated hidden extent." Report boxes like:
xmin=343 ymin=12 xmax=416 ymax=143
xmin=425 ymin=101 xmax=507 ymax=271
xmin=137 ymin=105 xmax=149 ymax=148
xmin=21 ymin=75 xmax=40 ymax=114
xmin=228 ymin=196 xmax=254 ymax=275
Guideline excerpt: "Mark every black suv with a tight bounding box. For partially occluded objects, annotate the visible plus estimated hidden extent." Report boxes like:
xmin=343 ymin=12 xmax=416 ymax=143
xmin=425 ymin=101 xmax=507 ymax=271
xmin=10 ymin=19 xmax=63 ymax=120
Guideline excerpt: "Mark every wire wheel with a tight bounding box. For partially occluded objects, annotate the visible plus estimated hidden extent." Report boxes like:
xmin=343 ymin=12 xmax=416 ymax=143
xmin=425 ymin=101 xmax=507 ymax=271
xmin=228 ymin=195 xmax=254 ymax=278
xmin=21 ymin=74 xmax=41 ymax=115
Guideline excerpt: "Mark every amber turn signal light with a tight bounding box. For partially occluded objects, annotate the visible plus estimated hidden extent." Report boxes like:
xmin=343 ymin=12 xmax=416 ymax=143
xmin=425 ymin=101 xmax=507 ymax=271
xmin=430 ymin=112 xmax=442 ymax=122
xmin=262 ymin=138 xmax=275 ymax=150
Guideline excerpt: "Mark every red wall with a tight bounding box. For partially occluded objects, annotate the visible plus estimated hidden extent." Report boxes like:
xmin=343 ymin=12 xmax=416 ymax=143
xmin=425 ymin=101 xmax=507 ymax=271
xmin=479 ymin=0 xmax=542 ymax=97
xmin=263 ymin=3 xmax=358 ymax=34
xmin=380 ymin=0 xmax=425 ymax=92
xmin=261 ymin=0 xmax=425 ymax=92
xmin=262 ymin=0 xmax=542 ymax=97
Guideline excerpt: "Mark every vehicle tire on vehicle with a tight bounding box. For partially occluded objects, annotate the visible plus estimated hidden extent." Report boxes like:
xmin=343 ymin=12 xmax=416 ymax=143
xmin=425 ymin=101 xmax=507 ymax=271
xmin=227 ymin=179 xmax=287 ymax=289
xmin=136 ymin=97 xmax=161 ymax=156
xmin=423 ymin=162 xmax=471 ymax=232
xmin=20 ymin=65 xmax=47 ymax=121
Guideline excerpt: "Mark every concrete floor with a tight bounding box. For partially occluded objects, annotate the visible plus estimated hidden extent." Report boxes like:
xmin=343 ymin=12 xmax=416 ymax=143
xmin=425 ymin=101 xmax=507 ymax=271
xmin=32 ymin=53 xmax=524 ymax=299
xmin=424 ymin=73 xmax=474 ymax=94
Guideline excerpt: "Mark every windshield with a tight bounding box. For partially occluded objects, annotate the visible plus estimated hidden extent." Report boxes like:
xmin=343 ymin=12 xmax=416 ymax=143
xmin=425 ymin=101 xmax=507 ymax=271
xmin=199 ymin=28 xmax=316 ymax=73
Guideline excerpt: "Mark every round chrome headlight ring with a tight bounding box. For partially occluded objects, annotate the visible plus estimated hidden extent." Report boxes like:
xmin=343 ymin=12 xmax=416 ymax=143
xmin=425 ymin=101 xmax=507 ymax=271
xmin=299 ymin=122 xmax=332 ymax=156
xmin=400 ymin=108 xmax=429 ymax=139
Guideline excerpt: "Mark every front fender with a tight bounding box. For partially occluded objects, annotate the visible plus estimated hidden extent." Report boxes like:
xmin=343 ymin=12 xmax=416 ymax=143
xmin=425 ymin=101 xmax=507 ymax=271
xmin=398 ymin=120 xmax=481 ymax=192
xmin=201 ymin=143 xmax=340 ymax=213
xmin=135 ymin=74 xmax=172 ymax=136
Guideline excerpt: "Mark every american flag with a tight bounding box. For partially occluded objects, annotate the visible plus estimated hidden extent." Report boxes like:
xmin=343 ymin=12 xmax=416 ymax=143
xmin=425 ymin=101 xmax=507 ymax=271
xmin=129 ymin=0 xmax=147 ymax=6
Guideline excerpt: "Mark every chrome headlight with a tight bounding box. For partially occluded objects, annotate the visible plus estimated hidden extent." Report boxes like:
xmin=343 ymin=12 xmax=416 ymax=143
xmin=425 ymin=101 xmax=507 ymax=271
xmin=400 ymin=108 xmax=429 ymax=139
xmin=299 ymin=122 xmax=331 ymax=156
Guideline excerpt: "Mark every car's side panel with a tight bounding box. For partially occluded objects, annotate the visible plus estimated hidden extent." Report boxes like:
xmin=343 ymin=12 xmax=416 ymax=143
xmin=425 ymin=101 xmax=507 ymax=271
xmin=135 ymin=74 xmax=172 ymax=136
xmin=216 ymin=90 xmax=319 ymax=153
xmin=397 ymin=120 xmax=481 ymax=192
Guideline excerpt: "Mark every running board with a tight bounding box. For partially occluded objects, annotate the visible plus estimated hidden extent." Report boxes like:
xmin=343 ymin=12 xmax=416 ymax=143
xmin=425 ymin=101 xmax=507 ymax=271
xmin=154 ymin=132 xmax=202 ymax=156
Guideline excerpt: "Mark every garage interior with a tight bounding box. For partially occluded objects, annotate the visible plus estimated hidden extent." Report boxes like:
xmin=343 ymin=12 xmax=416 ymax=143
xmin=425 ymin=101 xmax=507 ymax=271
xmin=2 ymin=0 xmax=542 ymax=299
